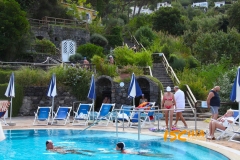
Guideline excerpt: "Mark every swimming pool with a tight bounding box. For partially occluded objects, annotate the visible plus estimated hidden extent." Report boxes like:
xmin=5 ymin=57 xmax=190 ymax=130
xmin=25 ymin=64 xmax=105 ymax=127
xmin=0 ymin=129 xmax=229 ymax=160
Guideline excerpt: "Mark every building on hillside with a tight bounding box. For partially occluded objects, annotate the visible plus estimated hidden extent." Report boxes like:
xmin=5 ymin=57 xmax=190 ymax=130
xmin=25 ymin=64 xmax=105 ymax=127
xmin=157 ymin=2 xmax=172 ymax=9
xmin=61 ymin=1 xmax=97 ymax=23
xmin=130 ymin=2 xmax=171 ymax=16
xmin=214 ymin=1 xmax=225 ymax=7
xmin=192 ymin=2 xmax=208 ymax=8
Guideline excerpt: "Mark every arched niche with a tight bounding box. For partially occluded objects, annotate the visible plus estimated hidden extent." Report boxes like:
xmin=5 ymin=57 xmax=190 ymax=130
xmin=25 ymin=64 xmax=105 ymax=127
xmin=136 ymin=77 xmax=150 ymax=106
xmin=95 ymin=76 xmax=113 ymax=111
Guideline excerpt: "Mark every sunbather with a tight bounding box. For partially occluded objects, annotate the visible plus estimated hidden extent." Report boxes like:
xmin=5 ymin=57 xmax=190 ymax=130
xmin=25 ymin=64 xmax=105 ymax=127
xmin=207 ymin=109 xmax=234 ymax=140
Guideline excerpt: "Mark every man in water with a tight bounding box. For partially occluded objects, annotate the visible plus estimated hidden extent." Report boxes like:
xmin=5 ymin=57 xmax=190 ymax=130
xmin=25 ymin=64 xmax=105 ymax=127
xmin=46 ymin=140 xmax=94 ymax=155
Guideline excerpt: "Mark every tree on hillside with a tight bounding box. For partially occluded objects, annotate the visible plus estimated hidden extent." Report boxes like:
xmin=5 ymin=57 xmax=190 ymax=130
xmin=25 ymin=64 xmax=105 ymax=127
xmin=0 ymin=0 xmax=30 ymax=60
xmin=152 ymin=7 xmax=184 ymax=35
xmin=227 ymin=1 xmax=240 ymax=32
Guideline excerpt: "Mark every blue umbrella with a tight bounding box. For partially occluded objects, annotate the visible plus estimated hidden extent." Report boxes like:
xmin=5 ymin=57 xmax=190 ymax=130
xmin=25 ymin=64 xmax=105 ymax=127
xmin=88 ymin=74 xmax=95 ymax=119
xmin=128 ymin=73 xmax=142 ymax=106
xmin=47 ymin=74 xmax=57 ymax=120
xmin=5 ymin=72 xmax=15 ymax=123
xmin=230 ymin=66 xmax=240 ymax=126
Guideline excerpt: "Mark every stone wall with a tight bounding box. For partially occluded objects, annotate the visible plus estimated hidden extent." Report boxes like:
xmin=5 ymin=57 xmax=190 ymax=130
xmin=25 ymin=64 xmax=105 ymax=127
xmin=19 ymin=75 xmax=160 ymax=116
xmin=31 ymin=25 xmax=90 ymax=48
xmin=19 ymin=87 xmax=77 ymax=116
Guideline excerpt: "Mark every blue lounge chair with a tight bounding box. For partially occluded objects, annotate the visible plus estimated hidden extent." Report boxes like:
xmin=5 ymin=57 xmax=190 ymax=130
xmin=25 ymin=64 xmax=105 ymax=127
xmin=114 ymin=105 xmax=134 ymax=127
xmin=33 ymin=106 xmax=51 ymax=125
xmin=72 ymin=103 xmax=93 ymax=126
xmin=95 ymin=103 xmax=115 ymax=126
xmin=130 ymin=106 xmax=155 ymax=128
xmin=51 ymin=106 xmax=72 ymax=125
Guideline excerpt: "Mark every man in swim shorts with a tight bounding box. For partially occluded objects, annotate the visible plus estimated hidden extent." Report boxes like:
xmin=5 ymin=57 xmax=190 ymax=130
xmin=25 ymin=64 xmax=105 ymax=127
xmin=207 ymin=86 xmax=221 ymax=120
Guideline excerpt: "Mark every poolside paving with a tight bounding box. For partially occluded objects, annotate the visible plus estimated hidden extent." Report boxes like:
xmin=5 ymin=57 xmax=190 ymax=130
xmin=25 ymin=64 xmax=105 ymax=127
xmin=1 ymin=116 xmax=240 ymax=158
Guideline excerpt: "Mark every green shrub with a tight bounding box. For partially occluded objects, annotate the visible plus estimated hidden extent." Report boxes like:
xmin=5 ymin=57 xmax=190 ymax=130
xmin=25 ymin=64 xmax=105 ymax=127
xmin=90 ymin=33 xmax=108 ymax=47
xmin=0 ymin=84 xmax=23 ymax=117
xmin=118 ymin=65 xmax=143 ymax=75
xmin=0 ymin=70 xmax=12 ymax=84
xmin=15 ymin=67 xmax=47 ymax=86
xmin=105 ymin=26 xmax=123 ymax=47
xmin=91 ymin=55 xmax=117 ymax=77
xmin=69 ymin=53 xmax=83 ymax=63
xmin=169 ymin=54 xmax=185 ymax=71
xmin=64 ymin=67 xmax=93 ymax=100
xmin=113 ymin=47 xmax=153 ymax=67
xmin=135 ymin=26 xmax=156 ymax=48
xmin=35 ymin=39 xmax=56 ymax=54
xmin=186 ymin=56 xmax=200 ymax=69
xmin=77 ymin=43 xmax=104 ymax=59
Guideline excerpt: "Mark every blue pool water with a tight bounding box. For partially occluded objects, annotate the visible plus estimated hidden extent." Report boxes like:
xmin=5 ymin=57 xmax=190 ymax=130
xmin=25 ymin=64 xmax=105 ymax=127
xmin=0 ymin=129 xmax=229 ymax=160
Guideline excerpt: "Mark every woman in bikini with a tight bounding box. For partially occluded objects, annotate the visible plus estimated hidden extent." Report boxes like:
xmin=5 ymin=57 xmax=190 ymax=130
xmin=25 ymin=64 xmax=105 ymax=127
xmin=161 ymin=86 xmax=176 ymax=130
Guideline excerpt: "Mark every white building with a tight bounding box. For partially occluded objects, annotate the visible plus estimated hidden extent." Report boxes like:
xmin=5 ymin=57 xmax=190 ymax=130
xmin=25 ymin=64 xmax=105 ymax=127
xmin=130 ymin=2 xmax=172 ymax=16
xmin=214 ymin=1 xmax=225 ymax=7
xmin=192 ymin=2 xmax=208 ymax=8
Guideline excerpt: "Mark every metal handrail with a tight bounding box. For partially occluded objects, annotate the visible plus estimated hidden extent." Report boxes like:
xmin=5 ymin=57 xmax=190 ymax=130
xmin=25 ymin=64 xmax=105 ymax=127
xmin=161 ymin=53 xmax=180 ymax=85
xmin=113 ymin=107 xmax=197 ymax=140
xmin=148 ymin=66 xmax=153 ymax=77
xmin=185 ymin=85 xmax=198 ymax=112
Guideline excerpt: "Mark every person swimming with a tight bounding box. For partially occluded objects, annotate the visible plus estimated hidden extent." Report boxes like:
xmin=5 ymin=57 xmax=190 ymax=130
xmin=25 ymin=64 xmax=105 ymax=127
xmin=46 ymin=140 xmax=94 ymax=155
xmin=115 ymin=142 xmax=173 ymax=157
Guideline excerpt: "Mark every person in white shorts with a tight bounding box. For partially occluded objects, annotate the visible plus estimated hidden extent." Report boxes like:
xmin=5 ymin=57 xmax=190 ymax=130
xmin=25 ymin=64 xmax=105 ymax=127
xmin=173 ymin=86 xmax=188 ymax=128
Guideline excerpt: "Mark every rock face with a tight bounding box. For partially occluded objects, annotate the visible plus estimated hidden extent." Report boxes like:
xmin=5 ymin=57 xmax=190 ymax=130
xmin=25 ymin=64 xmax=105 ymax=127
xmin=19 ymin=76 xmax=160 ymax=116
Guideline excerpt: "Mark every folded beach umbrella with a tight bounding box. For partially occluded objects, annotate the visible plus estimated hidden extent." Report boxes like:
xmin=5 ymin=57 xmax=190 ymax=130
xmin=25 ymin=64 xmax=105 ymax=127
xmin=87 ymin=74 xmax=95 ymax=119
xmin=230 ymin=66 xmax=240 ymax=126
xmin=5 ymin=72 xmax=15 ymax=123
xmin=128 ymin=73 xmax=142 ymax=107
xmin=47 ymin=74 xmax=57 ymax=120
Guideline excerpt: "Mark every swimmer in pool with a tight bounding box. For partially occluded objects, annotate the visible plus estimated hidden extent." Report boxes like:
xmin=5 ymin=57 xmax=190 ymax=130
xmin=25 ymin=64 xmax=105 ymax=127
xmin=46 ymin=140 xmax=94 ymax=155
xmin=115 ymin=142 xmax=173 ymax=158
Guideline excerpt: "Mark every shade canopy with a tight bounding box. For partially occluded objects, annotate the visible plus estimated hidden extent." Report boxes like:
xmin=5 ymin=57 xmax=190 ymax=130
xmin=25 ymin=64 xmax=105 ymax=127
xmin=128 ymin=73 xmax=142 ymax=98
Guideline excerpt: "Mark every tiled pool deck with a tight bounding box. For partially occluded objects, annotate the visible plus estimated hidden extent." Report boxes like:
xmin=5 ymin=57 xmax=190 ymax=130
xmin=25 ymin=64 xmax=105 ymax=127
xmin=1 ymin=117 xmax=240 ymax=159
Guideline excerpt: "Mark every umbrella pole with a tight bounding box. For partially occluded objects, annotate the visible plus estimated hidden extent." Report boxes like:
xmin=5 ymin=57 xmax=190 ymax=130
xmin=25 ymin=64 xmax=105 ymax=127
xmin=239 ymin=102 xmax=240 ymax=127
xmin=10 ymin=97 xmax=12 ymax=123
xmin=52 ymin=98 xmax=54 ymax=121
xmin=133 ymin=98 xmax=135 ymax=107
xmin=92 ymin=99 xmax=94 ymax=120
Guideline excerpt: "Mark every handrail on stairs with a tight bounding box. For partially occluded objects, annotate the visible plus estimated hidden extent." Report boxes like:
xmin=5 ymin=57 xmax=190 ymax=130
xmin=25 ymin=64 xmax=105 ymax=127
xmin=161 ymin=53 xmax=180 ymax=85
xmin=155 ymin=53 xmax=198 ymax=114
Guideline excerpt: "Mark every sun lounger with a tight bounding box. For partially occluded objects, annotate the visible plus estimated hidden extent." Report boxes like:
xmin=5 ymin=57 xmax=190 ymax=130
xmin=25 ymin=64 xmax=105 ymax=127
xmin=72 ymin=103 xmax=93 ymax=126
xmin=95 ymin=103 xmax=115 ymax=126
xmin=33 ymin=106 xmax=51 ymax=125
xmin=51 ymin=106 xmax=72 ymax=125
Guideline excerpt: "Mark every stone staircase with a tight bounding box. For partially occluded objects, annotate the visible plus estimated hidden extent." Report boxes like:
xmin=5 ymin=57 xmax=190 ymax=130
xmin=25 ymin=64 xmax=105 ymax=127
xmin=152 ymin=63 xmax=206 ymax=121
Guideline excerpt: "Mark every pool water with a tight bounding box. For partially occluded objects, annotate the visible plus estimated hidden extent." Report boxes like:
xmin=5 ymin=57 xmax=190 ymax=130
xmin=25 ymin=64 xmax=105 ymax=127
xmin=0 ymin=129 xmax=229 ymax=160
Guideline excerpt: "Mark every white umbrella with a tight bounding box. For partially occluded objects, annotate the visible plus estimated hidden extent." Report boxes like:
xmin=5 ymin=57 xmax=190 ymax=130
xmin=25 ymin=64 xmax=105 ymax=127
xmin=128 ymin=73 xmax=142 ymax=107
xmin=5 ymin=72 xmax=15 ymax=123
xmin=47 ymin=74 xmax=57 ymax=121
xmin=230 ymin=66 xmax=240 ymax=126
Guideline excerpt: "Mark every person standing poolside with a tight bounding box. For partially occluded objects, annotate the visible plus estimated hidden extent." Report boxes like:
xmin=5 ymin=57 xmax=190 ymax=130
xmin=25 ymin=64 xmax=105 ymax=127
xmin=207 ymin=86 xmax=221 ymax=120
xmin=161 ymin=86 xmax=176 ymax=130
xmin=173 ymin=86 xmax=188 ymax=128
